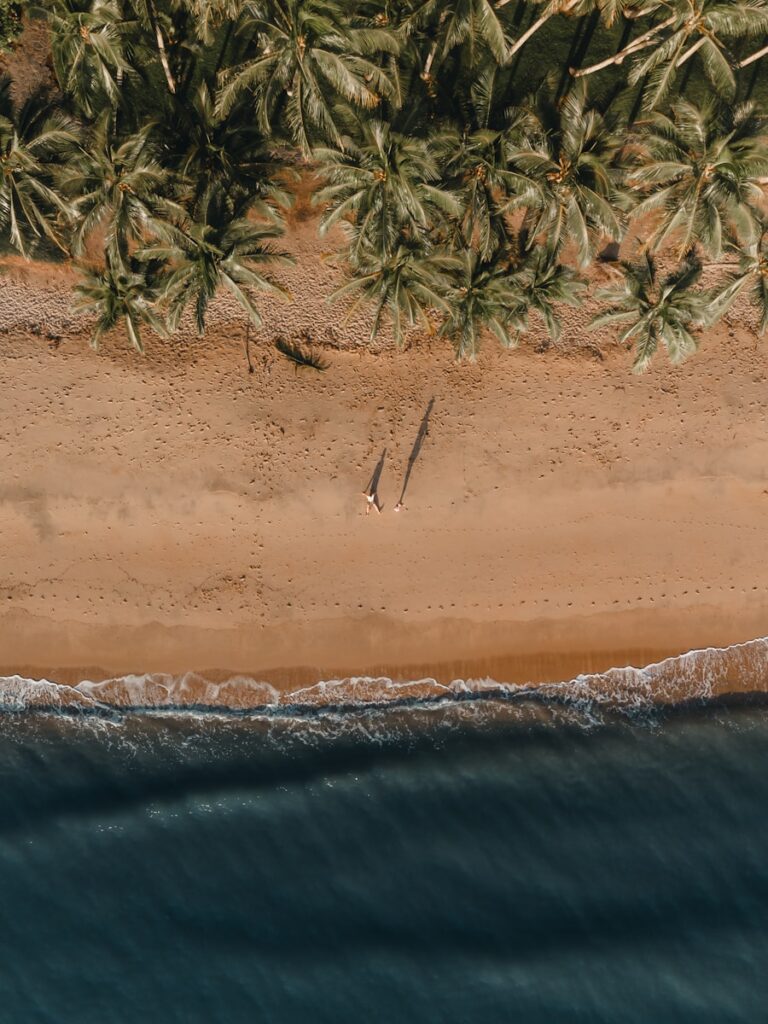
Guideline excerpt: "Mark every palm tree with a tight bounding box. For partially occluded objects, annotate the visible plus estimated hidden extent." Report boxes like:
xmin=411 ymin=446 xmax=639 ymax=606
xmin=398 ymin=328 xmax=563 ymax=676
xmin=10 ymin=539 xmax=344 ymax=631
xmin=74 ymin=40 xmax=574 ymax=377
xmin=61 ymin=115 xmax=185 ymax=270
xmin=506 ymin=0 xmax=646 ymax=62
xmin=330 ymin=241 xmax=456 ymax=345
xmin=592 ymin=250 xmax=714 ymax=372
xmin=131 ymin=0 xmax=178 ymax=95
xmin=142 ymin=195 xmax=292 ymax=334
xmin=431 ymin=123 xmax=531 ymax=261
xmin=437 ymin=244 xmax=586 ymax=358
xmin=439 ymin=249 xmax=521 ymax=359
xmin=506 ymin=82 xmax=623 ymax=267
xmin=709 ymin=222 xmax=768 ymax=335
xmin=627 ymin=99 xmax=768 ymax=259
xmin=43 ymin=0 xmax=129 ymax=118
xmin=575 ymin=0 xmax=768 ymax=98
xmin=158 ymin=80 xmax=291 ymax=218
xmin=217 ymin=0 xmax=400 ymax=153
xmin=315 ymin=119 xmax=459 ymax=263
xmin=73 ymin=258 xmax=168 ymax=351
xmin=625 ymin=0 xmax=768 ymax=112
xmin=181 ymin=0 xmax=243 ymax=44
xmin=400 ymin=0 xmax=509 ymax=84
xmin=505 ymin=245 xmax=586 ymax=345
xmin=0 ymin=79 xmax=77 ymax=257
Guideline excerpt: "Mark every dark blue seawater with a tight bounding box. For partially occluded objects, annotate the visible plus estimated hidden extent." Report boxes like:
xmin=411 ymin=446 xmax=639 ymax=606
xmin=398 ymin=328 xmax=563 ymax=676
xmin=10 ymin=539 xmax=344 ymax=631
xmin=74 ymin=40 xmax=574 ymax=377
xmin=0 ymin=698 xmax=767 ymax=1023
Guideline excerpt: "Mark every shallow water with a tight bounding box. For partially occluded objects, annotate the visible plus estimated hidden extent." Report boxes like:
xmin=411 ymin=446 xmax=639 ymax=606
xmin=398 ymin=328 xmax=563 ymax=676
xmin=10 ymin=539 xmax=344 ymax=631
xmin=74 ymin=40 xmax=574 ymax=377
xmin=0 ymin=684 xmax=767 ymax=1023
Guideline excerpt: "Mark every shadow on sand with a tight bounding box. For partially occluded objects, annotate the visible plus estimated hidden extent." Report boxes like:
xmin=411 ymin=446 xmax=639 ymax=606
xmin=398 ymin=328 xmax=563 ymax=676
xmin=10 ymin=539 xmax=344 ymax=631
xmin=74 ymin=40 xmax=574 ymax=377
xmin=396 ymin=398 xmax=435 ymax=510
xmin=363 ymin=448 xmax=387 ymax=513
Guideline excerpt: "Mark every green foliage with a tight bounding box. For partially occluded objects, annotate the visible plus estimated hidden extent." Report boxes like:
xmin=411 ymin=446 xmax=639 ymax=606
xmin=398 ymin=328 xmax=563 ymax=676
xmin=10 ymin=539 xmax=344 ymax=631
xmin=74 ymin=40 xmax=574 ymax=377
xmin=3 ymin=0 xmax=768 ymax=368
xmin=626 ymin=98 xmax=768 ymax=258
xmin=330 ymin=243 xmax=456 ymax=346
xmin=61 ymin=115 xmax=183 ymax=269
xmin=140 ymin=195 xmax=292 ymax=334
xmin=315 ymin=119 xmax=459 ymax=261
xmin=592 ymin=250 xmax=714 ymax=371
xmin=627 ymin=0 xmax=768 ymax=112
xmin=710 ymin=221 xmax=768 ymax=335
xmin=506 ymin=81 xmax=624 ymax=267
xmin=0 ymin=0 xmax=21 ymax=52
xmin=73 ymin=258 xmax=168 ymax=351
xmin=0 ymin=75 xmax=76 ymax=256
xmin=217 ymin=0 xmax=401 ymax=153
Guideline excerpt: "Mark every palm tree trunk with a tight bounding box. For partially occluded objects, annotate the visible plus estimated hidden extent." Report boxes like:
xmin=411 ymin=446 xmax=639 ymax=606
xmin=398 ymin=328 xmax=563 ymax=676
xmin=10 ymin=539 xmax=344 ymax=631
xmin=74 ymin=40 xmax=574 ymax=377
xmin=676 ymin=36 xmax=706 ymax=68
xmin=574 ymin=13 xmax=677 ymax=78
xmin=738 ymin=40 xmax=768 ymax=69
xmin=508 ymin=0 xmax=581 ymax=59
xmin=145 ymin=0 xmax=176 ymax=94
xmin=423 ymin=40 xmax=438 ymax=78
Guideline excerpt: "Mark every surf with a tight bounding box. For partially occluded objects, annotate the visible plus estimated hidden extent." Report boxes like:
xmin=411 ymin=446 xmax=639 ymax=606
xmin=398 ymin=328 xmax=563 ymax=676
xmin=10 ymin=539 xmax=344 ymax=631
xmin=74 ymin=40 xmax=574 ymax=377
xmin=2 ymin=635 xmax=768 ymax=723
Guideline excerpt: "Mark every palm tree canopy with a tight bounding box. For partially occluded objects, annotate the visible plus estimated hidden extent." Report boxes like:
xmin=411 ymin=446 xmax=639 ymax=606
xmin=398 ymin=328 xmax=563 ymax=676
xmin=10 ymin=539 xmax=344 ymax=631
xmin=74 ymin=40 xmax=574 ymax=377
xmin=21 ymin=0 xmax=768 ymax=369
xmin=506 ymin=83 xmax=624 ymax=267
xmin=73 ymin=258 xmax=168 ymax=351
xmin=0 ymin=78 xmax=77 ymax=256
xmin=628 ymin=0 xmax=768 ymax=111
xmin=628 ymin=99 xmax=768 ymax=259
xmin=439 ymin=249 xmax=521 ymax=359
xmin=142 ymin=196 xmax=293 ymax=333
xmin=43 ymin=0 xmax=130 ymax=117
xmin=709 ymin=222 xmax=768 ymax=335
xmin=157 ymin=80 xmax=291 ymax=220
xmin=217 ymin=0 xmax=401 ymax=152
xmin=505 ymin=245 xmax=587 ymax=344
xmin=432 ymin=123 xmax=530 ymax=261
xmin=401 ymin=0 xmax=510 ymax=71
xmin=331 ymin=241 xmax=456 ymax=346
xmin=592 ymin=250 xmax=714 ymax=371
xmin=61 ymin=115 xmax=185 ymax=268
xmin=315 ymin=119 xmax=459 ymax=262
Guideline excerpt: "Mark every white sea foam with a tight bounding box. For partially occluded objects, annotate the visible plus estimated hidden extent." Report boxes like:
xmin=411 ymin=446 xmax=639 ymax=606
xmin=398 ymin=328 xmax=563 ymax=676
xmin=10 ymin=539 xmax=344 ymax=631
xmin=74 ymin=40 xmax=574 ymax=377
xmin=1 ymin=636 xmax=767 ymax=717
xmin=76 ymin=672 xmax=281 ymax=709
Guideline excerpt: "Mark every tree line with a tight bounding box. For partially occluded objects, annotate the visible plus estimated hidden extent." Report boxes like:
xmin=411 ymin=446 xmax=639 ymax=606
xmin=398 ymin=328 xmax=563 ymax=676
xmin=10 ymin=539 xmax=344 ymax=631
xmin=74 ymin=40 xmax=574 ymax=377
xmin=2 ymin=0 xmax=768 ymax=369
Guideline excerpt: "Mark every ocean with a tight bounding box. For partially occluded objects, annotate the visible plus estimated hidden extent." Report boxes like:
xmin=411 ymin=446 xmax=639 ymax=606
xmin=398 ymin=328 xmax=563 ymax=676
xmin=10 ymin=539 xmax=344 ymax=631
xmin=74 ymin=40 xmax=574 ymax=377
xmin=1 ymin=645 xmax=768 ymax=1022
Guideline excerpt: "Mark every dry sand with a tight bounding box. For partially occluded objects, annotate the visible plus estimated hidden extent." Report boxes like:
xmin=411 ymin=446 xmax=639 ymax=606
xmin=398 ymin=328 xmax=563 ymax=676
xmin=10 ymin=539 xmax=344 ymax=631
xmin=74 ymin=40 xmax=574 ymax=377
xmin=2 ymin=215 xmax=768 ymax=691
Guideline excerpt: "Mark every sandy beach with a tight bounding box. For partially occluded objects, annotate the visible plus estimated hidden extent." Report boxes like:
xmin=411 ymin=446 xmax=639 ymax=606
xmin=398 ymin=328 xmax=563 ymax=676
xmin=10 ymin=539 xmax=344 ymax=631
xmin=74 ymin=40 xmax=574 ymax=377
xmin=2 ymin=214 xmax=768 ymax=691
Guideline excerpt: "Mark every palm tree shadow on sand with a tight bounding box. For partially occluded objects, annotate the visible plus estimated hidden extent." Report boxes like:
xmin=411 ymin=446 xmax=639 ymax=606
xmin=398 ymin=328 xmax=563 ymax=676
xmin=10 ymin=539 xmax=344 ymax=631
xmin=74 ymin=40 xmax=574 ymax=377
xmin=395 ymin=398 xmax=435 ymax=511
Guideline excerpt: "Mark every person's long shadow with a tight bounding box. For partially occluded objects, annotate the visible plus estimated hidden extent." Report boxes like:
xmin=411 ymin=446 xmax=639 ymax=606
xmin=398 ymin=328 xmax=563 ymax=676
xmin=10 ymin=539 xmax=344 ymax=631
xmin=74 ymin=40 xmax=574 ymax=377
xmin=365 ymin=448 xmax=387 ymax=501
xmin=396 ymin=399 xmax=435 ymax=509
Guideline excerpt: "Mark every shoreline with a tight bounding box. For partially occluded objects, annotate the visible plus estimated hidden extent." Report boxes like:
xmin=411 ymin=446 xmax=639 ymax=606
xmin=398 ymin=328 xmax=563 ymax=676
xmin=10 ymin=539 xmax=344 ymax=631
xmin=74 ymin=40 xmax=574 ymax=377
xmin=3 ymin=602 xmax=768 ymax=694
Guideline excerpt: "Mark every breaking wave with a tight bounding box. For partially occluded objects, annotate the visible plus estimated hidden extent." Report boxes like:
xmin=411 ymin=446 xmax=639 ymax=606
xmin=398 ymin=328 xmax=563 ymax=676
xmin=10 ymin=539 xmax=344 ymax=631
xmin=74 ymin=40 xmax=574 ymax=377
xmin=2 ymin=636 xmax=768 ymax=726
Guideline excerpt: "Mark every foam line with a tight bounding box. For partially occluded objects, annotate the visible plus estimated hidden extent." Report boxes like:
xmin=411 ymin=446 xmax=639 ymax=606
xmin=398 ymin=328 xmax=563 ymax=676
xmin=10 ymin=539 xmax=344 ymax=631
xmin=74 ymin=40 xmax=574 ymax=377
xmin=1 ymin=636 xmax=767 ymax=715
